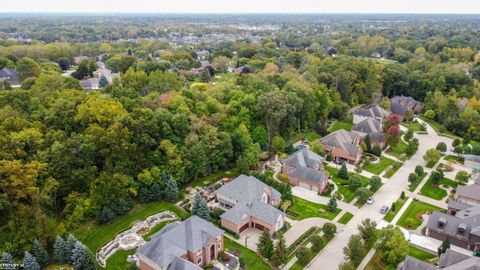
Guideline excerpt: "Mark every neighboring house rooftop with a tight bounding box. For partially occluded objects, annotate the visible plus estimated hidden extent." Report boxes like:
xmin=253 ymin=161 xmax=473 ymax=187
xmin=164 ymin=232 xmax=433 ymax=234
xmin=457 ymin=183 xmax=480 ymax=203
xmin=390 ymin=95 xmax=422 ymax=116
xmin=320 ymin=129 xmax=361 ymax=157
xmin=353 ymin=105 xmax=389 ymax=119
xmin=284 ymin=148 xmax=327 ymax=185
xmin=0 ymin=68 xmax=19 ymax=84
xmin=398 ymin=249 xmax=480 ymax=270
xmin=137 ymin=216 xmax=223 ymax=270
xmin=352 ymin=118 xmax=385 ymax=142
xmin=427 ymin=205 xmax=480 ymax=240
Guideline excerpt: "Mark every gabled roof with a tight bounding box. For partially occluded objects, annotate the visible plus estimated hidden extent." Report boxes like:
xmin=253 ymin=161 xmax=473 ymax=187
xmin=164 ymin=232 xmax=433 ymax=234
xmin=427 ymin=204 xmax=480 ymax=240
xmin=0 ymin=68 xmax=19 ymax=84
xmin=390 ymin=95 xmax=422 ymax=115
xmin=137 ymin=216 xmax=223 ymax=270
xmin=353 ymin=105 xmax=389 ymax=119
xmin=284 ymin=148 xmax=323 ymax=169
xmin=320 ymin=129 xmax=361 ymax=157
xmin=288 ymin=167 xmax=327 ymax=185
xmin=221 ymin=200 xmax=284 ymax=225
xmin=457 ymin=183 xmax=480 ymax=202
xmin=352 ymin=118 xmax=382 ymax=134
xmin=216 ymin=174 xmax=281 ymax=203
xmin=399 ymin=249 xmax=480 ymax=270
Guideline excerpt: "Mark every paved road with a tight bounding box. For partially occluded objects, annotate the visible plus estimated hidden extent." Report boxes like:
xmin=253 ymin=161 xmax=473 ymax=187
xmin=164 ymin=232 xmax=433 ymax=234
xmin=305 ymin=119 xmax=453 ymax=270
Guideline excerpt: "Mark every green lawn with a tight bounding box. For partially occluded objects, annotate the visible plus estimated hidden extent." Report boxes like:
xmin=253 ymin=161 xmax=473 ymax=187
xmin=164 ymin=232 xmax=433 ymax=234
xmin=338 ymin=212 xmax=354 ymax=224
xmin=224 ymin=237 xmax=272 ymax=270
xmin=444 ymin=155 xmax=465 ymax=165
xmin=384 ymin=196 xmax=408 ymax=222
xmin=75 ymin=201 xmax=189 ymax=252
xmin=363 ymin=156 xmax=397 ymax=175
xmin=364 ymin=252 xmax=395 ymax=270
xmin=188 ymin=168 xmax=240 ymax=190
xmin=420 ymin=175 xmax=458 ymax=200
xmin=407 ymin=245 xmax=436 ymax=261
xmin=289 ymin=196 xmax=341 ymax=220
xmin=290 ymin=235 xmax=333 ymax=270
xmin=383 ymin=162 xmax=403 ymax=178
xmin=408 ymin=172 xmax=427 ymax=192
xmin=304 ymin=132 xmax=321 ymax=142
xmin=142 ymin=221 xmax=172 ymax=241
xmin=397 ymin=200 xmax=444 ymax=230
xmin=325 ymin=165 xmax=369 ymax=203
xmin=387 ymin=140 xmax=409 ymax=159
xmin=105 ymin=249 xmax=136 ymax=270
xmin=328 ymin=120 xmax=353 ymax=132
xmin=403 ymin=122 xmax=426 ymax=132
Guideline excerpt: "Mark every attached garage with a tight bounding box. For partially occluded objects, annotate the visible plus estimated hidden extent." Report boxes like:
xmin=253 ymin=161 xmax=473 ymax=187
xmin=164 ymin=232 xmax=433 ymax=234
xmin=254 ymin=223 xmax=264 ymax=231
xmin=239 ymin=222 xmax=249 ymax=233
xmin=299 ymin=181 xmax=318 ymax=192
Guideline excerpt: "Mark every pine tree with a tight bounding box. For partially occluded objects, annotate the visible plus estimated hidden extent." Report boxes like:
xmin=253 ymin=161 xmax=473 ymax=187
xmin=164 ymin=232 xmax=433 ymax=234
xmin=271 ymin=233 xmax=288 ymax=266
xmin=71 ymin=241 xmax=84 ymax=270
xmin=22 ymin=252 xmax=40 ymax=270
xmin=282 ymin=182 xmax=292 ymax=201
xmin=191 ymin=193 xmax=210 ymax=221
xmin=328 ymin=194 xmax=337 ymax=212
xmin=257 ymin=230 xmax=273 ymax=259
xmin=164 ymin=178 xmax=179 ymax=202
xmin=438 ymin=237 xmax=451 ymax=256
xmin=98 ymin=75 xmax=108 ymax=88
xmin=365 ymin=134 xmax=372 ymax=152
xmin=1 ymin=251 xmax=15 ymax=265
xmin=54 ymin=235 xmax=67 ymax=264
xmin=79 ymin=246 xmax=96 ymax=270
xmin=338 ymin=163 xmax=348 ymax=179
xmin=65 ymin=234 xmax=78 ymax=264
xmin=31 ymin=239 xmax=49 ymax=267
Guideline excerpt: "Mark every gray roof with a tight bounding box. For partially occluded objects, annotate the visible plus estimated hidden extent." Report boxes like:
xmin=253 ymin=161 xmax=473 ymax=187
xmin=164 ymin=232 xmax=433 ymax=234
xmin=457 ymin=184 xmax=480 ymax=202
xmin=166 ymin=256 xmax=201 ymax=270
xmin=390 ymin=96 xmax=422 ymax=116
xmin=137 ymin=216 xmax=223 ymax=269
xmin=217 ymin=175 xmax=284 ymax=226
xmin=284 ymin=148 xmax=323 ymax=169
xmin=216 ymin=174 xmax=281 ymax=203
xmin=352 ymin=118 xmax=383 ymax=134
xmin=427 ymin=205 xmax=480 ymax=240
xmin=320 ymin=129 xmax=361 ymax=157
xmin=397 ymin=255 xmax=437 ymax=270
xmin=398 ymin=249 xmax=480 ymax=270
xmin=353 ymin=105 xmax=389 ymax=119
xmin=0 ymin=68 xmax=19 ymax=84
xmin=448 ymin=200 xmax=473 ymax=211
xmin=287 ymin=167 xmax=328 ymax=185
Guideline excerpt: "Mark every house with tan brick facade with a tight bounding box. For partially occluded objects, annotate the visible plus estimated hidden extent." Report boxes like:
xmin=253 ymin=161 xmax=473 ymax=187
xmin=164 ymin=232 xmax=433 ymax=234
xmin=320 ymin=129 xmax=362 ymax=165
xmin=136 ymin=216 xmax=224 ymax=270
xmin=282 ymin=148 xmax=329 ymax=193
xmin=215 ymin=175 xmax=285 ymax=236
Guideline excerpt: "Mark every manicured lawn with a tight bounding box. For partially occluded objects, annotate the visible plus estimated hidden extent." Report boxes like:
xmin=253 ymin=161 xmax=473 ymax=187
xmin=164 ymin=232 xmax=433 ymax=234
xmin=188 ymin=168 xmax=240 ymax=189
xmin=384 ymin=196 xmax=408 ymax=222
xmin=407 ymin=245 xmax=436 ymax=261
xmin=363 ymin=156 xmax=397 ymax=175
xmin=290 ymin=235 xmax=333 ymax=270
xmin=328 ymin=120 xmax=353 ymax=132
xmin=383 ymin=162 xmax=403 ymax=178
xmin=420 ymin=175 xmax=458 ymax=200
xmin=364 ymin=252 xmax=395 ymax=270
xmin=444 ymin=155 xmax=464 ymax=165
xmin=403 ymin=122 xmax=426 ymax=132
xmin=289 ymin=196 xmax=341 ymax=220
xmin=397 ymin=200 xmax=444 ymax=230
xmin=408 ymin=172 xmax=427 ymax=192
xmin=224 ymin=237 xmax=272 ymax=270
xmin=105 ymin=249 xmax=136 ymax=270
xmin=325 ymin=165 xmax=369 ymax=203
xmin=142 ymin=221 xmax=172 ymax=241
xmin=387 ymin=140 xmax=409 ymax=159
xmin=304 ymin=131 xmax=321 ymax=142
xmin=75 ymin=201 xmax=189 ymax=252
xmin=338 ymin=212 xmax=354 ymax=224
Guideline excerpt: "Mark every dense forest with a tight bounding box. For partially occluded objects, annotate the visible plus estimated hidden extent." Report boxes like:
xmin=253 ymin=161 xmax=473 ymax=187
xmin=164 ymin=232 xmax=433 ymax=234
xmin=1 ymin=14 xmax=480 ymax=260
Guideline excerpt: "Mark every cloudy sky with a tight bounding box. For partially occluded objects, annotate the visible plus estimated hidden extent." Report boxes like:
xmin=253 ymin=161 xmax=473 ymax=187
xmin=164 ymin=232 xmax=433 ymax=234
xmin=2 ymin=0 xmax=480 ymax=14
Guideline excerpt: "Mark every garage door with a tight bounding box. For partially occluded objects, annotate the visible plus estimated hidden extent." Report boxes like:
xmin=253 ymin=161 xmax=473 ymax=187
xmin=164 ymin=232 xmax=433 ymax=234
xmin=254 ymin=223 xmax=264 ymax=231
xmin=239 ymin=222 xmax=249 ymax=233
xmin=299 ymin=181 xmax=318 ymax=192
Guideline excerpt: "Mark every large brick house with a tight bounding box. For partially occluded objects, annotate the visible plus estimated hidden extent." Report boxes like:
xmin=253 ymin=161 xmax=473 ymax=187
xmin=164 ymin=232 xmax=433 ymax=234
xmin=137 ymin=216 xmax=224 ymax=270
xmin=390 ymin=96 xmax=422 ymax=120
xmin=351 ymin=118 xmax=386 ymax=149
xmin=215 ymin=175 xmax=285 ymax=236
xmin=282 ymin=148 xmax=329 ymax=193
xmin=398 ymin=249 xmax=480 ymax=270
xmin=320 ymin=129 xmax=362 ymax=165
xmin=352 ymin=105 xmax=389 ymax=125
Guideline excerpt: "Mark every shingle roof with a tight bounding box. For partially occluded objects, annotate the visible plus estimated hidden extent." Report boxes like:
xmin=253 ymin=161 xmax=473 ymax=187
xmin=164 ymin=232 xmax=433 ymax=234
xmin=352 ymin=118 xmax=383 ymax=134
xmin=397 ymin=256 xmax=437 ymax=270
xmin=399 ymin=249 xmax=480 ymax=270
xmin=320 ymin=129 xmax=361 ymax=157
xmin=353 ymin=105 xmax=389 ymax=119
xmin=137 ymin=216 xmax=223 ymax=269
xmin=284 ymin=148 xmax=323 ymax=169
xmin=221 ymin=200 xmax=284 ymax=225
xmin=0 ymin=68 xmax=19 ymax=84
xmin=390 ymin=96 xmax=422 ymax=116
xmin=457 ymin=184 xmax=480 ymax=202
xmin=427 ymin=205 xmax=480 ymax=240
xmin=448 ymin=200 xmax=472 ymax=211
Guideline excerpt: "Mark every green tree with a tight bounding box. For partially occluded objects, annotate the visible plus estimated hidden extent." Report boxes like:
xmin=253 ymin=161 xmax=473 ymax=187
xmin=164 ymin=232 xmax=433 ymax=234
xmin=404 ymin=129 xmax=414 ymax=142
xmin=271 ymin=233 xmax=288 ymax=266
xmin=54 ymin=235 xmax=67 ymax=264
xmin=431 ymin=171 xmax=444 ymax=186
xmin=271 ymin=135 xmax=286 ymax=154
xmin=16 ymin=57 xmax=41 ymax=81
xmin=436 ymin=142 xmax=447 ymax=152
xmin=311 ymin=140 xmax=324 ymax=156
xmin=310 ymin=235 xmax=324 ymax=252
xmin=343 ymin=234 xmax=366 ymax=267
xmin=372 ymin=144 xmax=382 ymax=157
xmin=296 ymin=246 xmax=311 ymax=265
xmin=376 ymin=225 xmax=408 ymax=266
xmin=349 ymin=175 xmax=362 ymax=190
xmin=452 ymin=138 xmax=461 ymax=147
xmin=23 ymin=252 xmax=40 ymax=270
xmin=463 ymin=134 xmax=471 ymax=145
xmin=338 ymin=163 xmax=348 ymax=179
xmin=191 ymin=193 xmax=210 ymax=221
xmin=369 ymin=176 xmax=381 ymax=191
xmin=356 ymin=187 xmax=370 ymax=204
xmin=365 ymin=134 xmax=372 ymax=152
xmin=31 ymin=239 xmax=49 ymax=267
xmin=423 ymin=149 xmax=442 ymax=167
xmin=408 ymin=173 xmax=418 ymax=184
xmin=415 ymin=165 xmax=424 ymax=176
xmin=438 ymin=237 xmax=450 ymax=256
xmin=328 ymin=194 xmax=337 ymax=212
xmin=98 ymin=75 xmax=109 ymax=88
xmin=257 ymin=230 xmax=274 ymax=259
xmin=358 ymin=218 xmax=377 ymax=247
xmin=455 ymin=170 xmax=469 ymax=185
xmin=322 ymin=223 xmax=337 ymax=238
xmin=164 ymin=178 xmax=179 ymax=202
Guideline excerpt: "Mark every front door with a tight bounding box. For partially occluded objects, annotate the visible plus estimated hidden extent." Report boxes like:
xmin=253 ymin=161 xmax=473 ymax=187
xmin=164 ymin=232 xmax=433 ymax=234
xmin=210 ymin=244 xmax=216 ymax=260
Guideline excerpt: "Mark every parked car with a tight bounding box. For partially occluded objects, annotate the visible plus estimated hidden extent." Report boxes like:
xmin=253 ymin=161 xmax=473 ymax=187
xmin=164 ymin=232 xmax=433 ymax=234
xmin=367 ymin=197 xmax=374 ymax=204
xmin=380 ymin=205 xmax=389 ymax=214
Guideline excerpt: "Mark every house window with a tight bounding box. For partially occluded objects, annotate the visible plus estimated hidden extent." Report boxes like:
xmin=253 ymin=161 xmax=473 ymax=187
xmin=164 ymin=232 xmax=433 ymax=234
xmin=217 ymin=242 xmax=221 ymax=249
xmin=197 ymin=256 xmax=202 ymax=265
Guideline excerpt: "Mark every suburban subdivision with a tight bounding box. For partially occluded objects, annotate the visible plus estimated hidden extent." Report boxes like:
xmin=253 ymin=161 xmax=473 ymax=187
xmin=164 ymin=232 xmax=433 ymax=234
xmin=1 ymin=7 xmax=480 ymax=270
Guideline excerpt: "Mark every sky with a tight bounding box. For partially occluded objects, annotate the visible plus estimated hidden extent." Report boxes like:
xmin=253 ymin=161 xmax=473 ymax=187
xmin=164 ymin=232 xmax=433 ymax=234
xmin=2 ymin=0 xmax=480 ymax=14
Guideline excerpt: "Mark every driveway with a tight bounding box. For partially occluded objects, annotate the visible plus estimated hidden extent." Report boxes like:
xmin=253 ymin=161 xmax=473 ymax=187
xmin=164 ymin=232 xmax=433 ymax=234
xmin=235 ymin=228 xmax=262 ymax=252
xmin=305 ymin=119 xmax=453 ymax=270
xmin=284 ymin=217 xmax=344 ymax=246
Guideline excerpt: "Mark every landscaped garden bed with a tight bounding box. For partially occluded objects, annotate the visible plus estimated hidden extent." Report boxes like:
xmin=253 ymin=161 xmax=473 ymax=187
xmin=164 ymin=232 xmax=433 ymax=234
xmin=397 ymin=200 xmax=444 ymax=230
xmin=419 ymin=175 xmax=458 ymax=200
xmin=362 ymin=156 xmax=397 ymax=175
xmin=338 ymin=212 xmax=354 ymax=225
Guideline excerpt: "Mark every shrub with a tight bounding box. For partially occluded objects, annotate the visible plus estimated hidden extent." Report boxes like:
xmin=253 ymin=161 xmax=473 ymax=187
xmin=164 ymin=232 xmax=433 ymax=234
xmin=415 ymin=165 xmax=424 ymax=176
xmin=322 ymin=223 xmax=337 ymax=238
xmin=296 ymin=246 xmax=311 ymax=265
xmin=436 ymin=142 xmax=447 ymax=152
xmin=310 ymin=235 xmax=324 ymax=252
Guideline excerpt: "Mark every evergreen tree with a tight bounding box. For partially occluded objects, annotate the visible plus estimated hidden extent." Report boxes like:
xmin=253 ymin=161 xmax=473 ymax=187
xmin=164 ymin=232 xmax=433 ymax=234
xmin=79 ymin=245 xmax=96 ymax=270
xmin=328 ymin=194 xmax=337 ymax=212
xmin=31 ymin=239 xmax=49 ymax=267
xmin=71 ymin=241 xmax=84 ymax=270
xmin=271 ymin=233 xmax=288 ymax=266
xmin=282 ymin=182 xmax=292 ymax=201
xmin=191 ymin=193 xmax=210 ymax=221
xmin=164 ymin=178 xmax=179 ymax=202
xmin=98 ymin=75 xmax=109 ymax=88
xmin=65 ymin=234 xmax=78 ymax=264
xmin=338 ymin=163 xmax=348 ymax=179
xmin=365 ymin=134 xmax=372 ymax=152
xmin=1 ymin=251 xmax=15 ymax=265
xmin=438 ymin=237 xmax=451 ymax=256
xmin=54 ymin=235 xmax=67 ymax=264
xmin=257 ymin=230 xmax=274 ymax=259
xmin=200 ymin=69 xmax=212 ymax=82
xmin=415 ymin=165 xmax=424 ymax=176
xmin=22 ymin=252 xmax=40 ymax=270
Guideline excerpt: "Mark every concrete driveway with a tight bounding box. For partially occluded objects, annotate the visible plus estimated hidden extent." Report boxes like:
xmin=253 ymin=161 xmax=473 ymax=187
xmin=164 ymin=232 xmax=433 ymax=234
xmin=305 ymin=118 xmax=454 ymax=270
xmin=235 ymin=228 xmax=262 ymax=252
xmin=283 ymin=217 xmax=344 ymax=246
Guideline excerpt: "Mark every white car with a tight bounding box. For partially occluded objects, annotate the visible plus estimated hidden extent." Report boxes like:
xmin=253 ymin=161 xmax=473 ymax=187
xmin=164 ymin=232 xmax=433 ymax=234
xmin=367 ymin=197 xmax=375 ymax=204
